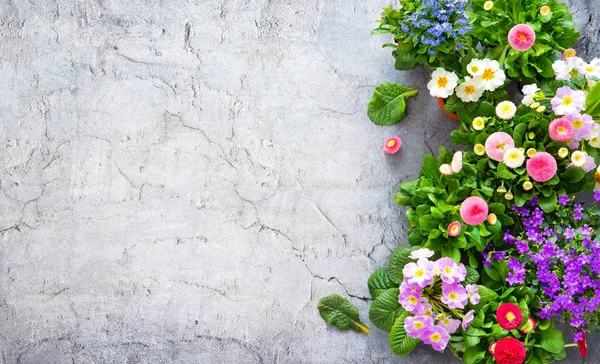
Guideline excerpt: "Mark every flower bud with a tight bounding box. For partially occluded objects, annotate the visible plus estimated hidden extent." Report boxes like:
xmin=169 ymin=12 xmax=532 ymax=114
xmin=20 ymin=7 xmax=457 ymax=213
xmin=523 ymin=181 xmax=533 ymax=191
xmin=474 ymin=143 xmax=486 ymax=156
xmin=528 ymin=132 xmax=536 ymax=139
xmin=487 ymin=213 xmax=497 ymax=225
xmin=505 ymin=192 xmax=514 ymax=200
xmin=484 ymin=1 xmax=494 ymax=11
xmin=439 ymin=164 xmax=453 ymax=176
xmin=448 ymin=221 xmax=462 ymax=237
xmin=564 ymin=48 xmax=576 ymax=60
xmin=472 ymin=117 xmax=485 ymax=131
xmin=530 ymin=102 xmax=540 ymax=109
xmin=558 ymin=147 xmax=569 ymax=158
xmin=540 ymin=5 xmax=551 ymax=17
xmin=497 ymin=186 xmax=507 ymax=193
xmin=526 ymin=148 xmax=537 ymax=158
xmin=519 ymin=317 xmax=537 ymax=334
xmin=536 ymin=106 xmax=546 ymax=113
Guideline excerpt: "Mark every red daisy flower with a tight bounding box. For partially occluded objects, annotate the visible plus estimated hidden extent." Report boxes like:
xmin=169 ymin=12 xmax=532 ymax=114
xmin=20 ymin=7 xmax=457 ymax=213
xmin=493 ymin=337 xmax=526 ymax=364
xmin=496 ymin=303 xmax=522 ymax=330
xmin=577 ymin=332 xmax=588 ymax=357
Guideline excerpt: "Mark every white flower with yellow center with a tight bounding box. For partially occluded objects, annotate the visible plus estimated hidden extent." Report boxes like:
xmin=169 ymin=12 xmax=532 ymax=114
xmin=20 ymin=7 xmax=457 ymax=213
xmin=427 ymin=68 xmax=458 ymax=98
xmin=496 ymin=101 xmax=517 ymax=120
xmin=503 ymin=148 xmax=525 ymax=168
xmin=466 ymin=59 xmax=484 ymax=77
xmin=576 ymin=58 xmax=600 ymax=80
xmin=472 ymin=117 xmax=485 ymax=131
xmin=451 ymin=151 xmax=463 ymax=173
xmin=484 ymin=1 xmax=494 ymax=11
xmin=571 ymin=151 xmax=588 ymax=167
xmin=521 ymin=84 xmax=540 ymax=106
xmin=478 ymin=59 xmax=506 ymax=91
xmin=584 ymin=124 xmax=600 ymax=148
xmin=456 ymin=77 xmax=484 ymax=102
xmin=558 ymin=147 xmax=569 ymax=158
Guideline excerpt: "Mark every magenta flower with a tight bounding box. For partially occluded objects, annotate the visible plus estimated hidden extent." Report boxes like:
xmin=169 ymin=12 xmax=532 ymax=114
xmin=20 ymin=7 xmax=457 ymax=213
xmin=436 ymin=257 xmax=466 ymax=284
xmin=421 ymin=325 xmax=451 ymax=351
xmin=485 ymin=132 xmax=515 ymax=161
xmin=399 ymin=281 xmax=422 ymax=296
xmin=548 ymin=118 xmax=575 ymax=142
xmin=526 ymin=152 xmax=557 ymax=182
xmin=437 ymin=314 xmax=461 ymax=334
xmin=441 ymin=282 xmax=469 ymax=309
xmin=551 ymin=86 xmax=586 ymax=115
xmin=398 ymin=291 xmax=425 ymax=314
xmin=404 ymin=315 xmax=434 ymax=339
xmin=403 ymin=259 xmax=435 ymax=288
xmin=384 ymin=136 xmax=401 ymax=154
xmin=466 ymin=284 xmax=480 ymax=305
xmin=566 ymin=113 xmax=594 ymax=140
xmin=508 ymin=24 xmax=536 ymax=51
xmin=462 ymin=310 xmax=475 ymax=331
xmin=460 ymin=196 xmax=489 ymax=225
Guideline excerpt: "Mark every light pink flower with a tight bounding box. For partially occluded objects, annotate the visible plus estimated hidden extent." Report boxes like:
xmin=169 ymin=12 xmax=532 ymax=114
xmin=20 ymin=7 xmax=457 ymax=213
xmin=485 ymin=132 xmax=515 ymax=161
xmin=441 ymin=282 xmax=469 ymax=309
xmin=399 ymin=281 xmax=422 ymax=296
xmin=421 ymin=325 xmax=451 ymax=351
xmin=409 ymin=248 xmax=435 ymax=260
xmin=402 ymin=259 xmax=435 ymax=288
xmin=398 ymin=291 xmax=425 ymax=314
xmin=466 ymin=284 xmax=480 ymax=305
xmin=462 ymin=310 xmax=475 ymax=331
xmin=436 ymin=257 xmax=466 ymax=284
xmin=404 ymin=315 xmax=434 ymax=339
xmin=437 ymin=314 xmax=461 ymax=334
xmin=460 ymin=196 xmax=489 ymax=226
xmin=566 ymin=113 xmax=594 ymax=140
xmin=508 ymin=24 xmax=536 ymax=51
xmin=526 ymin=152 xmax=557 ymax=182
xmin=548 ymin=118 xmax=575 ymax=142
xmin=551 ymin=86 xmax=586 ymax=115
xmin=447 ymin=221 xmax=462 ymax=237
xmin=384 ymin=137 xmax=402 ymax=154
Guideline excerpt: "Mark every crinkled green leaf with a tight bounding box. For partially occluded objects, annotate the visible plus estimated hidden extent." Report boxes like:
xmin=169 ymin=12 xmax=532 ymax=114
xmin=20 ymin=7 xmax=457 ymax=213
xmin=318 ymin=294 xmax=370 ymax=334
xmin=465 ymin=266 xmax=480 ymax=285
xmin=388 ymin=245 xmax=418 ymax=284
xmin=389 ymin=311 xmax=420 ymax=357
xmin=369 ymin=288 xmax=404 ymax=332
xmin=367 ymin=83 xmax=418 ymax=125
xmin=368 ymin=268 xmax=397 ymax=300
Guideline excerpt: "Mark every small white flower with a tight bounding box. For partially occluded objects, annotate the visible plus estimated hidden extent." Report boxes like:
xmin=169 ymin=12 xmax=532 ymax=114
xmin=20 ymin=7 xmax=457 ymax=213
xmin=478 ymin=59 xmax=506 ymax=91
xmin=427 ymin=68 xmax=458 ymax=98
xmin=439 ymin=164 xmax=453 ymax=176
xmin=496 ymin=101 xmax=517 ymax=120
xmin=472 ymin=117 xmax=485 ymax=131
xmin=466 ymin=59 xmax=484 ymax=77
xmin=409 ymin=248 xmax=435 ymax=260
xmin=455 ymin=77 xmax=484 ymax=102
xmin=521 ymin=84 xmax=540 ymax=106
xmin=577 ymin=58 xmax=600 ymax=80
xmin=585 ymin=125 xmax=600 ymax=148
xmin=503 ymin=148 xmax=525 ymax=168
xmin=571 ymin=151 xmax=588 ymax=167
xmin=451 ymin=151 xmax=463 ymax=173
xmin=552 ymin=57 xmax=585 ymax=81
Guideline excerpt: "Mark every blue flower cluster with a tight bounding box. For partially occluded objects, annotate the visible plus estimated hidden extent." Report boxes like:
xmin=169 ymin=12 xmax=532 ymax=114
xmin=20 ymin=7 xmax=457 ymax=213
xmin=399 ymin=0 xmax=472 ymax=55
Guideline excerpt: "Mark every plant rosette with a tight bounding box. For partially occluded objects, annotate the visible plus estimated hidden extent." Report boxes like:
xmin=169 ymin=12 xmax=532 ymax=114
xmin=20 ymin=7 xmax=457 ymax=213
xmin=450 ymin=88 xmax=599 ymax=212
xmin=373 ymin=0 xmax=474 ymax=71
xmin=492 ymin=195 xmax=600 ymax=346
xmin=469 ymin=0 xmax=579 ymax=82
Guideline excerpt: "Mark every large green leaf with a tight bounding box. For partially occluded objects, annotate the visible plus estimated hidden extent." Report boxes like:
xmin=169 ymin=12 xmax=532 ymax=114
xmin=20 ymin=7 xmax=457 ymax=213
xmin=367 ymin=268 xmax=397 ymax=300
xmin=539 ymin=328 xmax=565 ymax=354
xmin=587 ymin=79 xmax=600 ymax=116
xmin=389 ymin=311 xmax=420 ymax=357
xmin=367 ymin=83 xmax=418 ymax=125
xmin=463 ymin=346 xmax=486 ymax=364
xmin=318 ymin=294 xmax=371 ymax=334
xmin=369 ymin=288 xmax=404 ymax=332
xmin=464 ymin=266 xmax=480 ymax=285
xmin=388 ymin=245 xmax=417 ymax=284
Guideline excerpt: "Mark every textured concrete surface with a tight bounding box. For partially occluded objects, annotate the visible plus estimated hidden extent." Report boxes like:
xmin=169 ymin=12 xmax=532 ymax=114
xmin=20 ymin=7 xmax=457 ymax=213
xmin=0 ymin=1 xmax=599 ymax=363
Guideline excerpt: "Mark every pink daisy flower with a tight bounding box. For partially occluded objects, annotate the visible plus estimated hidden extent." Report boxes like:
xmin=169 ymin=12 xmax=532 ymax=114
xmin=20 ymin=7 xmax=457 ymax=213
xmin=460 ymin=196 xmax=488 ymax=225
xmin=447 ymin=221 xmax=462 ymax=237
xmin=485 ymin=132 xmax=515 ymax=162
xmin=526 ymin=152 xmax=557 ymax=182
xmin=508 ymin=24 xmax=536 ymax=51
xmin=548 ymin=118 xmax=575 ymax=142
xmin=384 ymin=137 xmax=401 ymax=154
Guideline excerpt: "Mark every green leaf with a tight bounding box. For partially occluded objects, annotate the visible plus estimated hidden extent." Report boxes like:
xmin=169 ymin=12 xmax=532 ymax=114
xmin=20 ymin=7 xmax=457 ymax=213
xmin=390 ymin=311 xmax=420 ymax=357
xmin=560 ymin=167 xmax=585 ymax=183
xmin=367 ymin=268 xmax=397 ymax=300
xmin=475 ymin=285 xmax=498 ymax=307
xmin=466 ymin=327 xmax=487 ymax=337
xmin=463 ymin=346 xmax=486 ymax=364
xmin=465 ymin=266 xmax=480 ymax=285
xmin=538 ymin=192 xmax=557 ymax=213
xmin=539 ymin=328 xmax=565 ymax=353
xmin=442 ymin=245 xmax=461 ymax=264
xmin=369 ymin=288 xmax=404 ymax=332
xmin=395 ymin=190 xmax=413 ymax=206
xmin=318 ymin=294 xmax=371 ymax=334
xmin=586 ymin=81 xmax=600 ymax=116
xmin=367 ymin=83 xmax=418 ymax=125
xmin=421 ymin=154 xmax=440 ymax=180
xmin=388 ymin=246 xmax=417 ymax=284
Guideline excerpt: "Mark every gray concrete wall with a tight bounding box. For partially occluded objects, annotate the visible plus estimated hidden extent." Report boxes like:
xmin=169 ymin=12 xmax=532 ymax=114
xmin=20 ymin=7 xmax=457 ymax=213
xmin=0 ymin=0 xmax=598 ymax=363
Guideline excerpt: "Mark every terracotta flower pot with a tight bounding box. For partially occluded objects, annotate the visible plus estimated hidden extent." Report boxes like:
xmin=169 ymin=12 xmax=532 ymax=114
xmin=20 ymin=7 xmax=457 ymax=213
xmin=436 ymin=97 xmax=460 ymax=121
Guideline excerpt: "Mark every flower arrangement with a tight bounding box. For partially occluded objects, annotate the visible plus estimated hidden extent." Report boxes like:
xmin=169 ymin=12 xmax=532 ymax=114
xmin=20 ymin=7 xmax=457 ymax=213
xmin=319 ymin=1 xmax=599 ymax=363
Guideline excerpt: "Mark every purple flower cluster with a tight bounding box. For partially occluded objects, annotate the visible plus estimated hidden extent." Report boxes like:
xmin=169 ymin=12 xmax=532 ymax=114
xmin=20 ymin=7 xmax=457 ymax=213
xmin=399 ymin=0 xmax=472 ymax=55
xmin=398 ymin=249 xmax=478 ymax=351
xmin=502 ymin=196 xmax=600 ymax=339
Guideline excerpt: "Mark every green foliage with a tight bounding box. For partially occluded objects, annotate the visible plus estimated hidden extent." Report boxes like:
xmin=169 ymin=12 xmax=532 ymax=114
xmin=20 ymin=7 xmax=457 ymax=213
xmin=367 ymin=268 xmax=397 ymax=300
xmin=367 ymin=83 xmax=418 ymax=125
xmin=586 ymin=81 xmax=600 ymax=116
xmin=318 ymin=294 xmax=371 ymax=334
xmin=369 ymin=288 xmax=405 ymax=332
xmin=388 ymin=245 xmax=418 ymax=284
xmin=539 ymin=328 xmax=565 ymax=354
xmin=389 ymin=311 xmax=420 ymax=356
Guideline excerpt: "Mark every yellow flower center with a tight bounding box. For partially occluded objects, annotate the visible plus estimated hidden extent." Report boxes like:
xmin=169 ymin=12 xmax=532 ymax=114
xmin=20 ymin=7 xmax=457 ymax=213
xmin=449 ymin=292 xmax=458 ymax=301
xmin=518 ymin=33 xmax=528 ymax=41
xmin=502 ymin=104 xmax=512 ymax=112
xmin=415 ymin=268 xmax=424 ymax=278
xmin=444 ymin=266 xmax=453 ymax=275
xmin=497 ymin=142 xmax=505 ymax=151
xmin=506 ymin=312 xmax=516 ymax=322
xmin=437 ymin=76 xmax=449 ymax=88
xmin=573 ymin=119 xmax=584 ymax=128
xmin=387 ymin=140 xmax=396 ymax=147
xmin=413 ymin=321 xmax=424 ymax=329
xmin=464 ymin=85 xmax=476 ymax=95
xmin=430 ymin=333 xmax=441 ymax=342
xmin=482 ymin=68 xmax=495 ymax=81
xmin=586 ymin=66 xmax=595 ymax=73
xmin=595 ymin=171 xmax=600 ymax=184
xmin=557 ymin=126 xmax=566 ymax=134
xmin=471 ymin=66 xmax=479 ymax=74
xmin=562 ymin=96 xmax=573 ymax=106
xmin=408 ymin=296 xmax=419 ymax=305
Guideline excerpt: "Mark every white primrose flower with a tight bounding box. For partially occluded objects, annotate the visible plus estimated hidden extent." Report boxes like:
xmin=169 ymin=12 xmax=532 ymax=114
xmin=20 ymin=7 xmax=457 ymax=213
xmin=478 ymin=59 xmax=506 ymax=91
xmin=496 ymin=101 xmax=517 ymax=120
xmin=577 ymin=58 xmax=600 ymax=80
xmin=409 ymin=248 xmax=435 ymax=260
xmin=427 ymin=68 xmax=458 ymax=98
xmin=521 ymin=84 xmax=540 ymax=106
xmin=552 ymin=57 xmax=585 ymax=81
xmin=466 ymin=59 xmax=484 ymax=77
xmin=584 ymin=124 xmax=600 ymax=148
xmin=571 ymin=151 xmax=588 ymax=167
xmin=455 ymin=77 xmax=484 ymax=102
